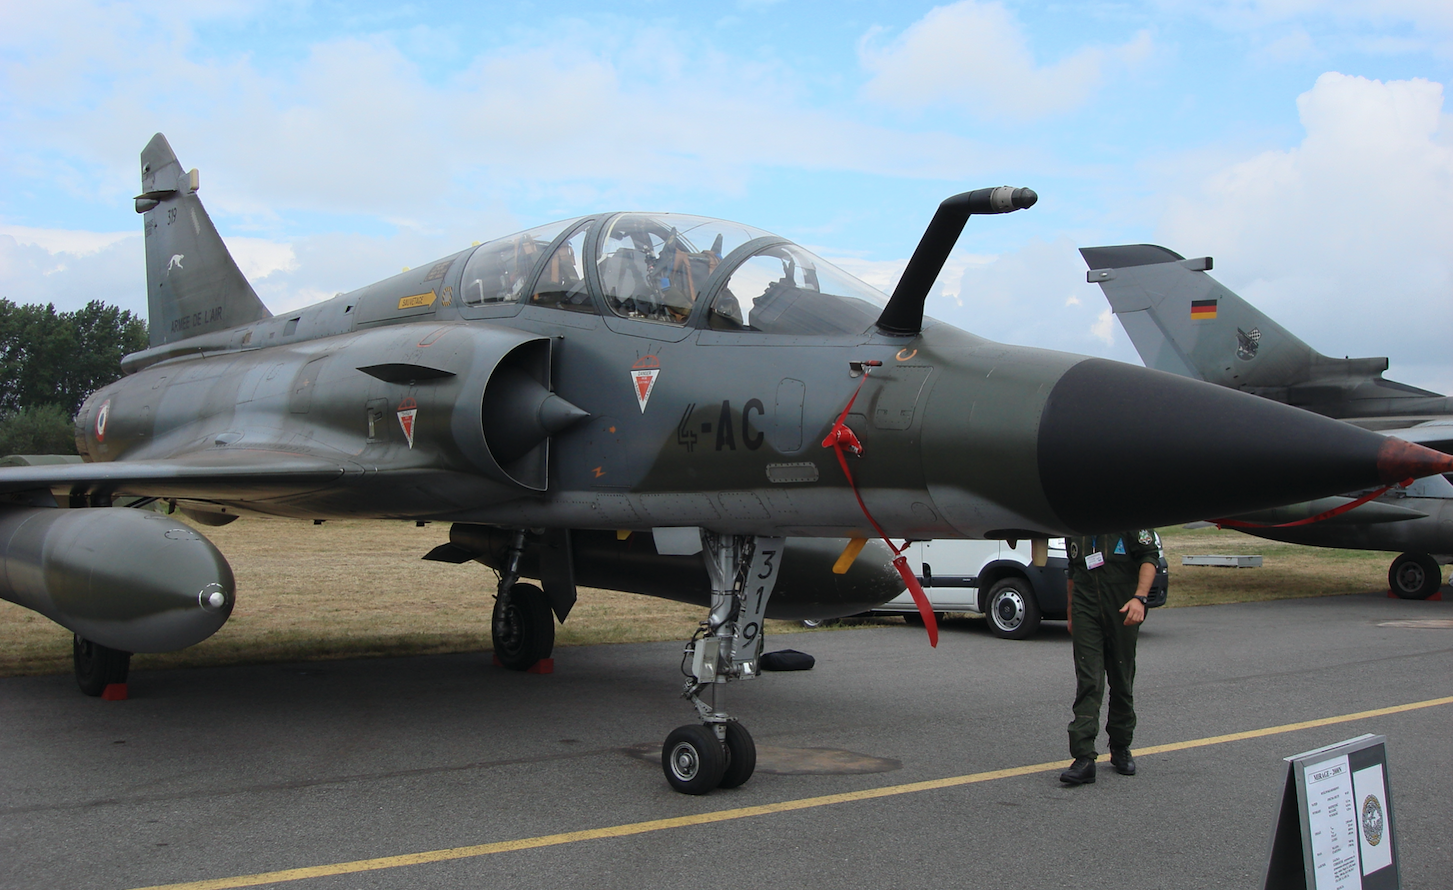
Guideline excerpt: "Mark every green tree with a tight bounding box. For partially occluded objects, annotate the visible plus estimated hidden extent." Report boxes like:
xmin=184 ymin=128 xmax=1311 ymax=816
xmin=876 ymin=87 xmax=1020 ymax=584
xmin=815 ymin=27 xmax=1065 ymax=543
xmin=64 ymin=301 xmax=149 ymax=414
xmin=0 ymin=299 xmax=147 ymax=417
xmin=0 ymin=405 xmax=77 ymax=455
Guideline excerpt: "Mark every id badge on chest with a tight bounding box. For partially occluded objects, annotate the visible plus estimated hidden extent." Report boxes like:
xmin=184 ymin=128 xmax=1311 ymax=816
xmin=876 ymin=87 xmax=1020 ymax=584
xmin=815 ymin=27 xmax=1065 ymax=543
xmin=1085 ymin=551 xmax=1105 ymax=570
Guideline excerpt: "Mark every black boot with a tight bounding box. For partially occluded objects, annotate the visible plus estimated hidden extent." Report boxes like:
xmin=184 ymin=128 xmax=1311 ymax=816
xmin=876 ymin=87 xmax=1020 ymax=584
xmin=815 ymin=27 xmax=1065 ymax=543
xmin=1110 ymin=747 xmax=1136 ymax=776
xmin=1059 ymin=756 xmax=1096 ymax=785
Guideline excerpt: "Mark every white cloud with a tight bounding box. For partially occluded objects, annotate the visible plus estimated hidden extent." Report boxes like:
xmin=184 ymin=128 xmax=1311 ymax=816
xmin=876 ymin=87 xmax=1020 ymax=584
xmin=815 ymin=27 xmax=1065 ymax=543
xmin=0 ymin=226 xmax=132 ymax=256
xmin=1158 ymin=72 xmax=1453 ymax=394
xmin=225 ymin=237 xmax=297 ymax=282
xmin=858 ymin=1 xmax=1153 ymax=119
xmin=0 ymin=227 xmax=365 ymax=320
xmin=0 ymin=232 xmax=144 ymax=315
xmin=1254 ymin=27 xmax=1319 ymax=63
xmin=808 ymin=248 xmax=995 ymax=305
xmin=1167 ymin=1 xmax=1453 ymax=32
xmin=1091 ymin=308 xmax=1117 ymax=346
xmin=927 ymin=236 xmax=1144 ymax=361
xmin=0 ymin=5 xmax=1029 ymax=314
xmin=0 ymin=8 xmax=1006 ymax=233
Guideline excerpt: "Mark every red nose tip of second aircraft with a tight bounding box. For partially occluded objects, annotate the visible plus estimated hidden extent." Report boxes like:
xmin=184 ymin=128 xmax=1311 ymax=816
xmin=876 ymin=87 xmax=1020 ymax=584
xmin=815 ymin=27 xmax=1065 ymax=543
xmin=1376 ymin=437 xmax=1453 ymax=483
xmin=1036 ymin=359 xmax=1448 ymax=533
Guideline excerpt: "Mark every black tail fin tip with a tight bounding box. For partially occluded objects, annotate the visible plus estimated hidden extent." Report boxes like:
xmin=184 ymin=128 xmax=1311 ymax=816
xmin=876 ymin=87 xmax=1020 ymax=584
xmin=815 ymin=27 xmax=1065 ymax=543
xmin=139 ymin=133 xmax=271 ymax=348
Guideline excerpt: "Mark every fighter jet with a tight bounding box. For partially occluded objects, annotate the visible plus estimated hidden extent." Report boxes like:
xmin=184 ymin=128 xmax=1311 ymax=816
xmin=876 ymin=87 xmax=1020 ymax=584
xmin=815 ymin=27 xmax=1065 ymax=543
xmin=2 ymin=135 xmax=1450 ymax=796
xmin=1080 ymin=244 xmax=1453 ymax=426
xmin=1082 ymin=244 xmax=1453 ymax=600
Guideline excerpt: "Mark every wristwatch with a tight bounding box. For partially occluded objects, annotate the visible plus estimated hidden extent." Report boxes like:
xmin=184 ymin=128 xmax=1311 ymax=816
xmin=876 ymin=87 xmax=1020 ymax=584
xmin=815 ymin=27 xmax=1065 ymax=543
xmin=1133 ymin=595 xmax=1148 ymax=605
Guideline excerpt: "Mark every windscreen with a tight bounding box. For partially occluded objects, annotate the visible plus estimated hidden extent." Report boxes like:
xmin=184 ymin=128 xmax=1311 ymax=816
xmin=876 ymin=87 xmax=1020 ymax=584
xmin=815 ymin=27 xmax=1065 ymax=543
xmin=708 ymin=243 xmax=888 ymax=335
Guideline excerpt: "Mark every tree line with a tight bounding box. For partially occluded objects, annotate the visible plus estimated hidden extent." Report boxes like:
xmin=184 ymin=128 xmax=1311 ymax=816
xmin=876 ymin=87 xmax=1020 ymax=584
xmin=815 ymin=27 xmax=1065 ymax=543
xmin=0 ymin=300 xmax=148 ymax=455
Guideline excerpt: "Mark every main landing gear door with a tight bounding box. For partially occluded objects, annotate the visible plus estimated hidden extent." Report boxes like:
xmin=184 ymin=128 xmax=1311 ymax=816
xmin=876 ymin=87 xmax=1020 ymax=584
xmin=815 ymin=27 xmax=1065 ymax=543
xmin=536 ymin=528 xmax=577 ymax=622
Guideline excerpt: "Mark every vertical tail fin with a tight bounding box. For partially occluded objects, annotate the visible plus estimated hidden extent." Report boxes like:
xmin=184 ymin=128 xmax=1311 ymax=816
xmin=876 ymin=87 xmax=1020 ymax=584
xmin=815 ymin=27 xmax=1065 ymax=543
xmin=1082 ymin=244 xmax=1449 ymax=420
xmin=1079 ymin=244 xmax=1317 ymax=390
xmin=137 ymin=134 xmax=271 ymax=347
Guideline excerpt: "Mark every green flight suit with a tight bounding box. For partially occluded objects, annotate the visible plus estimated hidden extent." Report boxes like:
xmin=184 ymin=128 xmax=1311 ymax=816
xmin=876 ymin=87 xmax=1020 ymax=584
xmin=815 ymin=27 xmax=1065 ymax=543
xmin=1066 ymin=531 xmax=1159 ymax=759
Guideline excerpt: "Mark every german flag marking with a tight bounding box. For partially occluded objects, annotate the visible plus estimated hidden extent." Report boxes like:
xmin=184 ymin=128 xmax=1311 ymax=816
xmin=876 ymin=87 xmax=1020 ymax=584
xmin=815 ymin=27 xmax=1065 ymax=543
xmin=1190 ymin=299 xmax=1217 ymax=320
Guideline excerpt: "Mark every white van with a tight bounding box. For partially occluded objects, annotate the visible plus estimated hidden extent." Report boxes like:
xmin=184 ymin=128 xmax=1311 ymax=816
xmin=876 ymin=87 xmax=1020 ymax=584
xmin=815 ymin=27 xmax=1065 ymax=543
xmin=862 ymin=536 xmax=1167 ymax=640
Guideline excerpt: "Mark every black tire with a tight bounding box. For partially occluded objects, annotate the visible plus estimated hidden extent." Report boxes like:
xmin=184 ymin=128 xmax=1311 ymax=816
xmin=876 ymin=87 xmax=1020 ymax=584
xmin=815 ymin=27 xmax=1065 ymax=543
xmin=1388 ymin=552 xmax=1442 ymax=600
xmin=717 ymin=722 xmax=756 ymax=789
xmin=492 ymin=583 xmax=555 ymax=670
xmin=986 ymin=577 xmax=1042 ymax=640
xmin=661 ymin=724 xmax=726 ymax=794
xmin=73 ymin=635 xmax=130 ymax=697
xmin=902 ymin=611 xmax=945 ymax=627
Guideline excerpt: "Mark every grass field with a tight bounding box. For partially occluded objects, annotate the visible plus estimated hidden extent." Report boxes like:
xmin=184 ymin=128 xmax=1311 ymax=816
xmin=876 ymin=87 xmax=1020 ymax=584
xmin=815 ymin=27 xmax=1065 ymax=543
xmin=0 ymin=517 xmax=1442 ymax=678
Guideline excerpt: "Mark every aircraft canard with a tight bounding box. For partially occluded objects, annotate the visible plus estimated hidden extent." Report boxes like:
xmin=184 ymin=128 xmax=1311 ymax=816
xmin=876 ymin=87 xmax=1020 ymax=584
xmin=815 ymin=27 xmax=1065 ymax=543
xmin=3 ymin=137 xmax=1453 ymax=796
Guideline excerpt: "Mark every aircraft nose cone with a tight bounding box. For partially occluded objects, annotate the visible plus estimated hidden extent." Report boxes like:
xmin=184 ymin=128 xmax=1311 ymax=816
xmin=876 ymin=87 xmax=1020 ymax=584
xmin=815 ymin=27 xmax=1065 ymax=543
xmin=1036 ymin=359 xmax=1442 ymax=532
xmin=1376 ymin=436 xmax=1453 ymax=483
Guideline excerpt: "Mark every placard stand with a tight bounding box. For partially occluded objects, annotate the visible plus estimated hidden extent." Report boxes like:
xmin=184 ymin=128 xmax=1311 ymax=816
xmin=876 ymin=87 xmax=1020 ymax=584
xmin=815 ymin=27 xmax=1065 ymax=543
xmin=1264 ymin=734 xmax=1400 ymax=890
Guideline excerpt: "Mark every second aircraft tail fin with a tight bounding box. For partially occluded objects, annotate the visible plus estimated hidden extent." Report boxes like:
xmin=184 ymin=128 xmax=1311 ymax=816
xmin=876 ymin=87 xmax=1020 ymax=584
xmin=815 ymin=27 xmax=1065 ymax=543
xmin=137 ymin=134 xmax=271 ymax=348
xmin=1080 ymin=244 xmax=1332 ymax=391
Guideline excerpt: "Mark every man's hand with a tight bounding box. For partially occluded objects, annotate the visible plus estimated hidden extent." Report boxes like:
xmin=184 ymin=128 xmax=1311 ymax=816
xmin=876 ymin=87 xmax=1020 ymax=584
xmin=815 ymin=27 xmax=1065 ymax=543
xmin=1121 ymin=561 xmax=1156 ymax=626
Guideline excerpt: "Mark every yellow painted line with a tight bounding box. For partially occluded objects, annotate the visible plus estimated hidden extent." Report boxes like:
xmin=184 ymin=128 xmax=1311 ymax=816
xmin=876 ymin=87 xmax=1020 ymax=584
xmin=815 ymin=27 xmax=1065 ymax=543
xmin=132 ymin=694 xmax=1453 ymax=890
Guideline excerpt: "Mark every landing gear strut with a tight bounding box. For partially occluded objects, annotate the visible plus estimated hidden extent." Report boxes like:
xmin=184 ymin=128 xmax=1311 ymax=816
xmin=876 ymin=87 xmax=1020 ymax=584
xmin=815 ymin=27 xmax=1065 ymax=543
xmin=661 ymin=532 xmax=783 ymax=795
xmin=492 ymin=530 xmax=555 ymax=670
xmin=74 ymin=634 xmax=130 ymax=696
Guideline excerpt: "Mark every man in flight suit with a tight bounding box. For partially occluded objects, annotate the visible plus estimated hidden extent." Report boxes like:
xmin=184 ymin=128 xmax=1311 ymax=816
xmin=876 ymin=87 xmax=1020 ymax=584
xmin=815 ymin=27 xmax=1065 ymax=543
xmin=1059 ymin=530 xmax=1158 ymax=785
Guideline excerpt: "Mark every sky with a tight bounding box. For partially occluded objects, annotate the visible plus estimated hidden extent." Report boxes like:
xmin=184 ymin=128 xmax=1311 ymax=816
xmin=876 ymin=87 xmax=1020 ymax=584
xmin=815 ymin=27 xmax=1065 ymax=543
xmin=1 ymin=1 xmax=1450 ymax=392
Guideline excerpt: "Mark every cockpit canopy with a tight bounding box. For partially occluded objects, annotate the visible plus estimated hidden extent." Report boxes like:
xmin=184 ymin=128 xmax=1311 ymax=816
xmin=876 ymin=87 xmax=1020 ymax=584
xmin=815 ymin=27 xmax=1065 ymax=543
xmin=459 ymin=212 xmax=889 ymax=336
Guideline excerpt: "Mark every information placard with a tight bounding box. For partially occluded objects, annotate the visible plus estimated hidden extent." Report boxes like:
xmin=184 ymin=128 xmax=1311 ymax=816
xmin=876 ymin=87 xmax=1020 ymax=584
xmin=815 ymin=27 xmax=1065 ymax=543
xmin=1264 ymin=734 xmax=1400 ymax=890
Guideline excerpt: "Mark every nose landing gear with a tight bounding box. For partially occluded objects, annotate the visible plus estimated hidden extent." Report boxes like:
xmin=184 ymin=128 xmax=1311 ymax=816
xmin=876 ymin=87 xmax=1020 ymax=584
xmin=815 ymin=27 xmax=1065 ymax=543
xmin=661 ymin=532 xmax=782 ymax=794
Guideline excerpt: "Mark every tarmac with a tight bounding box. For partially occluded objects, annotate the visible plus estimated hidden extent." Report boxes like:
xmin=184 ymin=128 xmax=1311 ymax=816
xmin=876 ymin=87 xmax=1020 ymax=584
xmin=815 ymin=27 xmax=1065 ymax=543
xmin=3 ymin=587 xmax=1451 ymax=890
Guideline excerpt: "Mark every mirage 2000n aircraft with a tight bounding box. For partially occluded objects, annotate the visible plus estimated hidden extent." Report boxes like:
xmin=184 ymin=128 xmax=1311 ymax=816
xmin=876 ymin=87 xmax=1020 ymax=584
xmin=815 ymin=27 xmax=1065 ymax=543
xmin=1083 ymin=245 xmax=1453 ymax=600
xmin=1 ymin=135 xmax=1450 ymax=796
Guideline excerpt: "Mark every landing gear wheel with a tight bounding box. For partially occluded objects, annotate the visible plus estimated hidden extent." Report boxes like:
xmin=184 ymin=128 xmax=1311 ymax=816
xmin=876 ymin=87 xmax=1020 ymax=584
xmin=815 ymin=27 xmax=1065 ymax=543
xmin=492 ymin=583 xmax=555 ymax=670
xmin=717 ymin=721 xmax=757 ymax=789
xmin=662 ymin=724 xmax=726 ymax=794
xmin=1389 ymin=552 xmax=1442 ymax=600
xmin=73 ymin=635 xmax=130 ymax=697
xmin=986 ymin=577 xmax=1041 ymax=640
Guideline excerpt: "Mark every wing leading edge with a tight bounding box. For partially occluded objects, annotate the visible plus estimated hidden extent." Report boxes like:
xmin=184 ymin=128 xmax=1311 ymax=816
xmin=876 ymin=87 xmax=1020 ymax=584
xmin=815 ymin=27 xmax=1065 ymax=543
xmin=0 ymin=450 xmax=354 ymax=500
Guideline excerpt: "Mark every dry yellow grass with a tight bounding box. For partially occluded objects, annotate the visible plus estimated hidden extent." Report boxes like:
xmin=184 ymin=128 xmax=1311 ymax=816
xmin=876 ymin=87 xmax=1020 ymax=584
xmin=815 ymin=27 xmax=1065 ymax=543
xmin=0 ymin=517 xmax=1440 ymax=678
xmin=1156 ymin=523 xmax=1439 ymax=607
xmin=0 ymin=516 xmax=810 ymax=677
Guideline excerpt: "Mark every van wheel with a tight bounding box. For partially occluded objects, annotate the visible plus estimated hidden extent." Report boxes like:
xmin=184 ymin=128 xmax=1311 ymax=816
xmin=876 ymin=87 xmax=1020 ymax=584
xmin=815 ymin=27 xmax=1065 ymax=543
xmin=986 ymin=577 xmax=1041 ymax=640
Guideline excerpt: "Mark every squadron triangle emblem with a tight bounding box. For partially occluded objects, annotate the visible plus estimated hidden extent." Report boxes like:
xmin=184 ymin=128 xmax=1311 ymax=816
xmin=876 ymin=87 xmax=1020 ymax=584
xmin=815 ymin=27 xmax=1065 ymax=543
xmin=630 ymin=355 xmax=661 ymax=413
xmin=396 ymin=397 xmax=418 ymax=449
